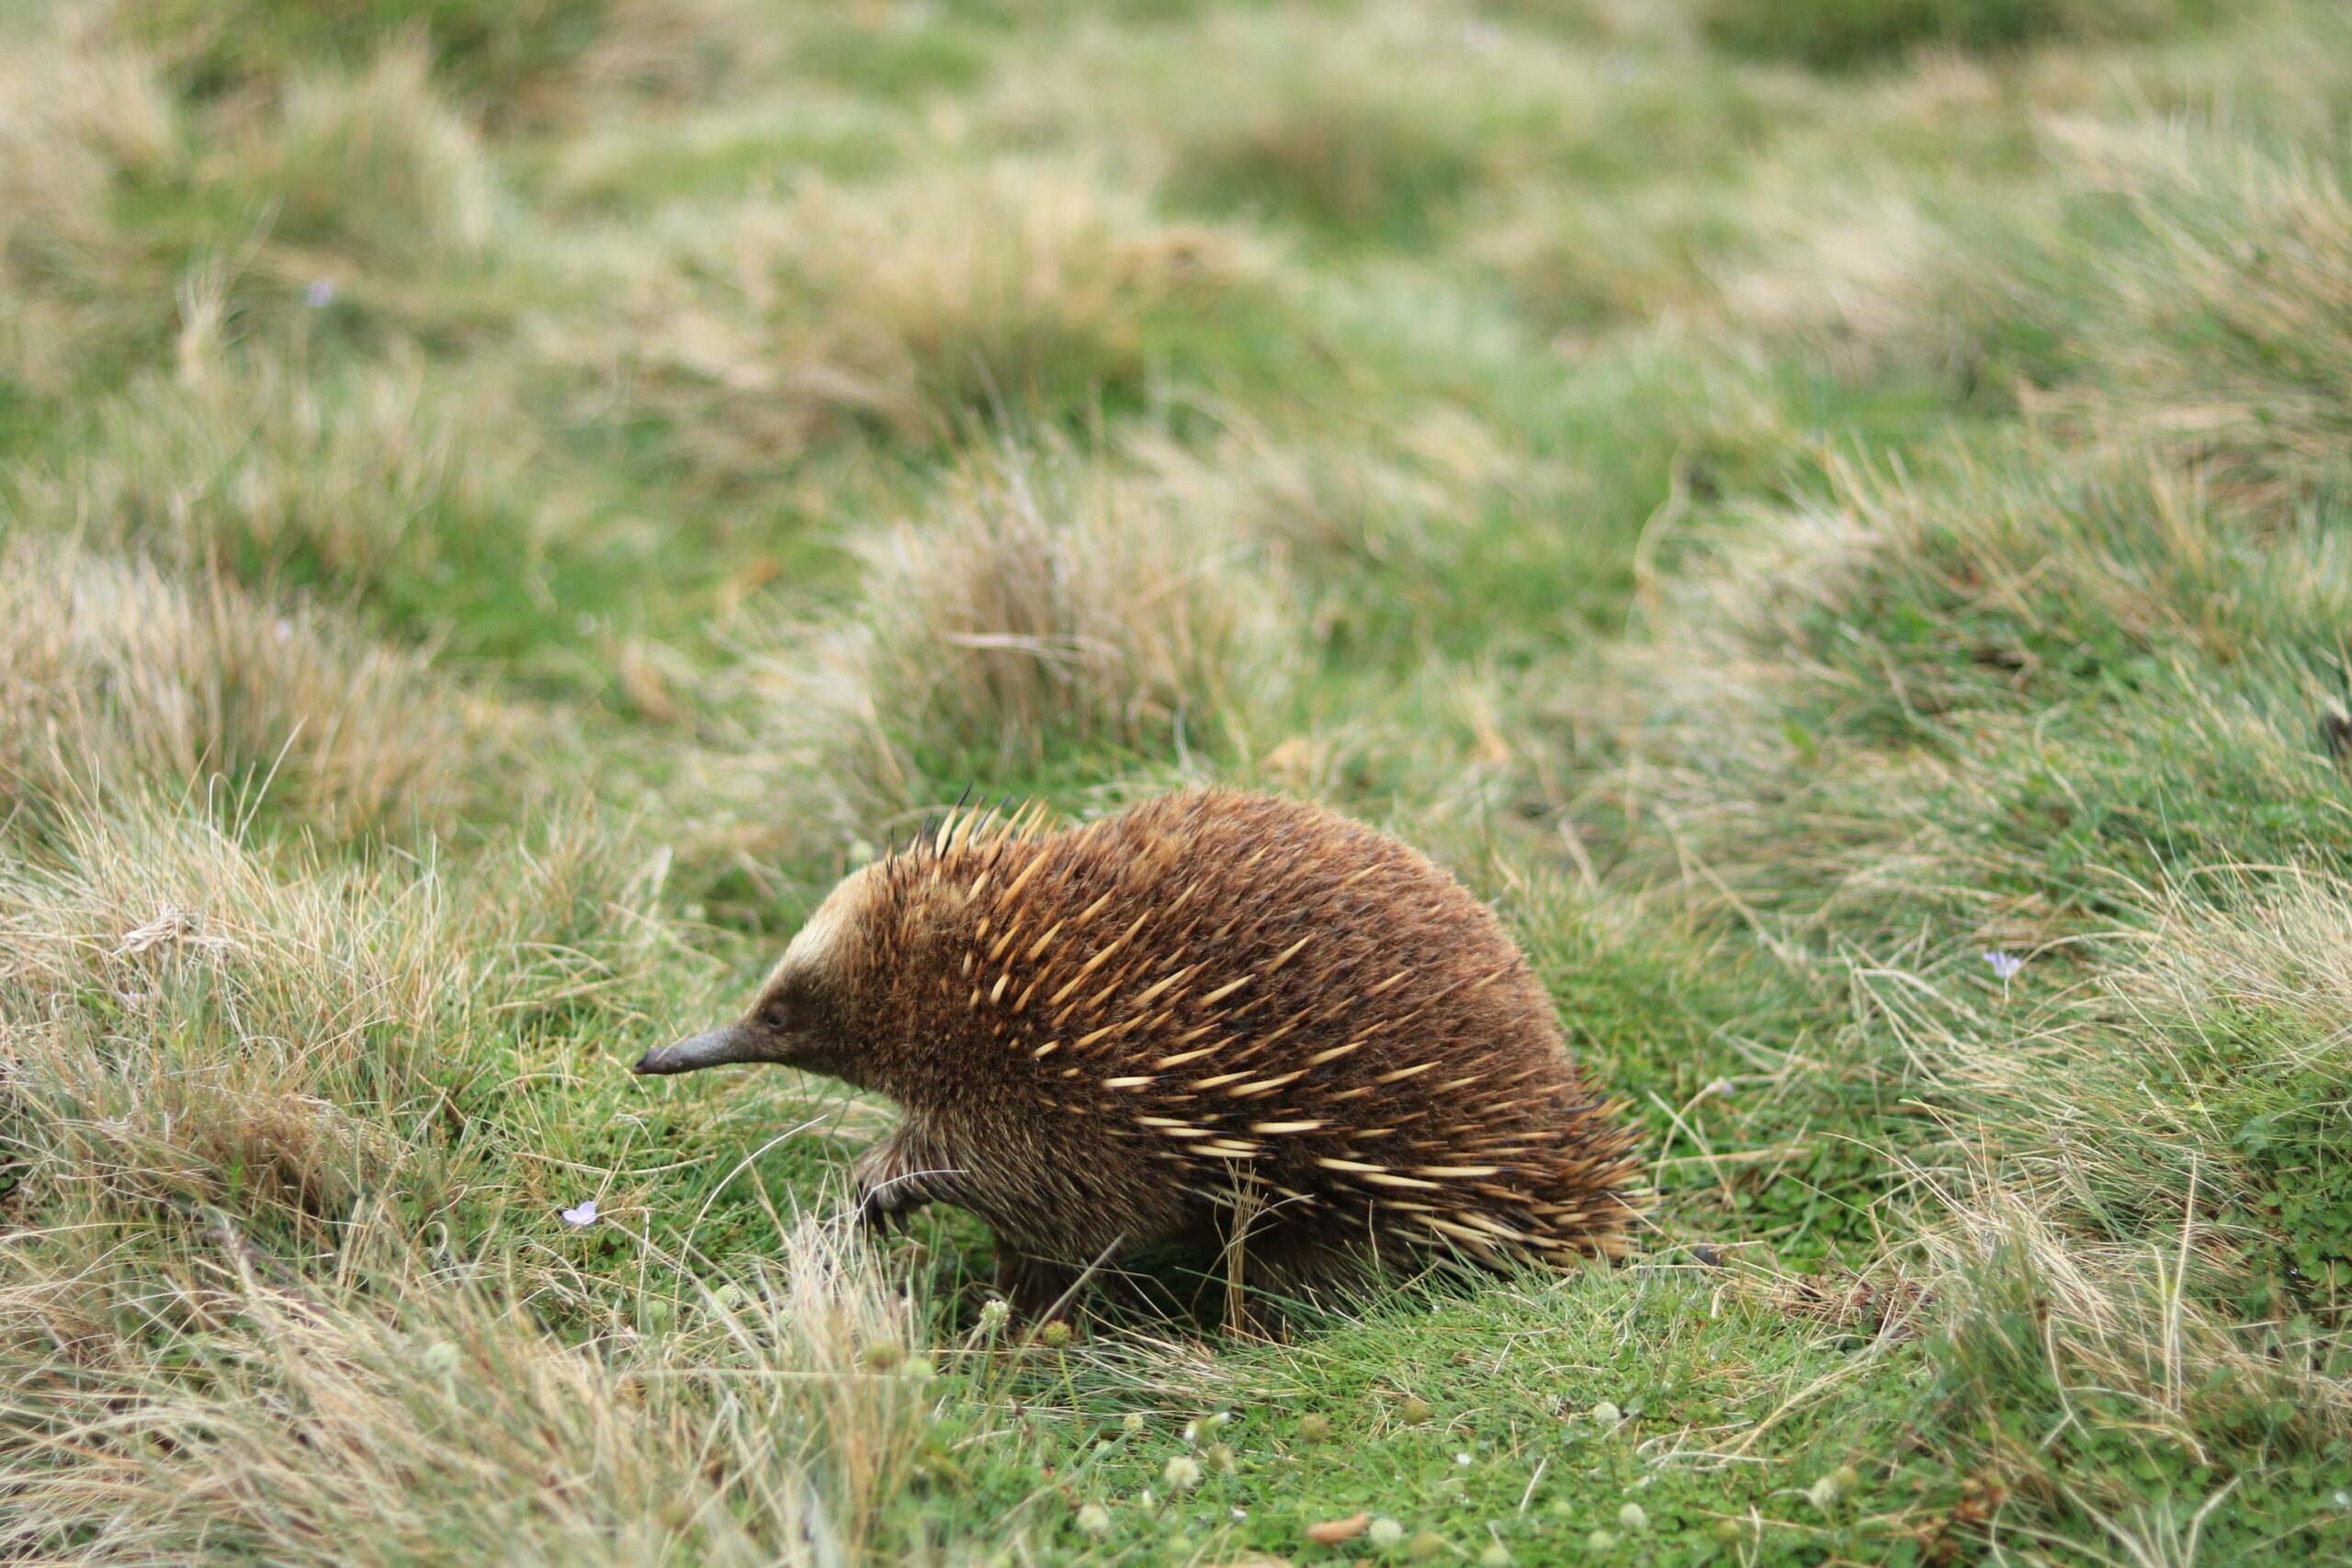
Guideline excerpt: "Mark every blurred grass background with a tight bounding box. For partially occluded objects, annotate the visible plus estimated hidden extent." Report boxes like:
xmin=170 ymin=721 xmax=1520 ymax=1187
xmin=4 ymin=0 xmax=2351 ymax=1562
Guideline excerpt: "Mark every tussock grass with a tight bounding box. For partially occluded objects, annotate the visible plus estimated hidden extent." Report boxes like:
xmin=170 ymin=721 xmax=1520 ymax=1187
xmin=0 ymin=43 xmax=197 ymax=392
xmin=0 ymin=535 xmax=488 ymax=841
xmin=584 ymin=162 xmax=1269 ymax=479
xmin=1699 ymin=0 xmax=2217 ymax=69
xmin=17 ymin=341 xmax=552 ymax=643
xmin=86 ymin=0 xmax=751 ymax=121
xmin=0 ymin=798 xmax=662 ymax=1228
xmin=758 ymin=441 xmax=1296 ymax=828
xmin=242 ymin=43 xmax=497 ymax=269
xmin=1026 ymin=5 xmax=1773 ymax=247
xmin=0 ymin=1217 xmax=937 ymax=1565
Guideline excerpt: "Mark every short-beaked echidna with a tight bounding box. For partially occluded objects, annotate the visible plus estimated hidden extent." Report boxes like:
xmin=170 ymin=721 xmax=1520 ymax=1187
xmin=636 ymin=788 xmax=1644 ymax=1315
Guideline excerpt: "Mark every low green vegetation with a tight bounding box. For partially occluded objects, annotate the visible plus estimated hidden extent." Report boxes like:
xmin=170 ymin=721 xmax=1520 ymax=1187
xmin=4 ymin=0 xmax=2349 ymax=1562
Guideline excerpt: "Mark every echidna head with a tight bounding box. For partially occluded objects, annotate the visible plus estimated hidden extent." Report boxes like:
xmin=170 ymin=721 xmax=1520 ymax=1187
xmin=632 ymin=863 xmax=876 ymax=1086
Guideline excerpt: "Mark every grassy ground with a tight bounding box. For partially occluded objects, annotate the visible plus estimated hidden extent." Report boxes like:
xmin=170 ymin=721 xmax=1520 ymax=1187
xmin=5 ymin=0 xmax=2351 ymax=1562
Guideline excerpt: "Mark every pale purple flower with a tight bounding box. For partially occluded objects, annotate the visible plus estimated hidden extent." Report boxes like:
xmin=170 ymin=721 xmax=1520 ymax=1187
xmin=560 ymin=1198 xmax=598 ymax=1227
xmin=304 ymin=278 xmax=337 ymax=309
xmin=1983 ymin=951 xmax=2024 ymax=981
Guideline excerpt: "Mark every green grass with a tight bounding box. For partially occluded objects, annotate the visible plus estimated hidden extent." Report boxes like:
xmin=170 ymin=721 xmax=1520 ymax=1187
xmin=6 ymin=0 xmax=2352 ymax=1562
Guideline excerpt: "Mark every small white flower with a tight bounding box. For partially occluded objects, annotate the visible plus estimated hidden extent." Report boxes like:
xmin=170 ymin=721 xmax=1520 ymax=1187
xmin=1589 ymin=1400 xmax=1622 ymax=1427
xmin=560 ymin=1199 xmax=597 ymax=1227
xmin=1138 ymin=1487 xmax=1157 ymax=1507
xmin=1617 ymin=1503 xmax=1648 ymax=1532
xmin=1585 ymin=1529 xmax=1615 ymax=1551
xmin=1230 ymin=1507 xmax=1247 ymax=1520
xmin=1455 ymin=1451 xmax=1473 ymax=1466
xmin=1368 ymin=1517 xmax=1404 ymax=1548
xmin=1984 ymin=950 xmax=2024 ymax=980
xmin=1075 ymin=1503 xmax=1111 ymax=1535
xmin=304 ymin=278 xmax=337 ymax=308
xmin=1163 ymin=1455 xmax=1202 ymax=1490
xmin=978 ymin=1298 xmax=1010 ymax=1330
xmin=1122 ymin=1412 xmax=1145 ymax=1434
xmin=1181 ymin=1419 xmax=1199 ymax=1443
xmin=1479 ymin=1545 xmax=1511 ymax=1568
xmin=2337 ymin=1489 xmax=2350 ymax=1509
xmin=1805 ymin=1473 xmax=1842 ymax=1511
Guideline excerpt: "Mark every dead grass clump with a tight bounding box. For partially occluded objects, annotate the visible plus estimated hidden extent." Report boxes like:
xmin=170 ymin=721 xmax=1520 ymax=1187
xmin=0 ymin=804 xmax=464 ymax=1233
xmin=82 ymin=0 xmax=752 ymax=124
xmin=1473 ymin=182 xmax=1749 ymax=337
xmin=0 ymin=789 xmax=690 ymax=1254
xmin=0 ymin=536 xmax=485 ymax=840
xmin=1723 ymin=110 xmax=2352 ymax=491
xmin=25 ymin=339 xmax=541 ymax=604
xmin=758 ymin=443 xmax=1295 ymax=827
xmin=240 ymin=44 xmax=497 ymax=270
xmin=1120 ymin=8 xmax=1561 ymax=241
xmin=1 ymin=30 xmax=519 ymax=388
xmin=2039 ymin=116 xmax=2352 ymax=499
xmin=1136 ymin=425 xmax=1477 ymax=574
xmin=1919 ymin=1191 xmax=2350 ymax=1551
xmin=1568 ymin=440 xmax=2352 ymax=928
xmin=1698 ymin=0 xmax=2212 ymax=71
xmin=2022 ymin=879 xmax=2352 ymax=1316
xmin=0 ymin=1218 xmax=936 ymax=1564
xmin=594 ymin=162 xmax=1265 ymax=477
xmin=0 ymin=43 xmax=196 ymax=390
xmin=1717 ymin=181 xmax=2006 ymax=384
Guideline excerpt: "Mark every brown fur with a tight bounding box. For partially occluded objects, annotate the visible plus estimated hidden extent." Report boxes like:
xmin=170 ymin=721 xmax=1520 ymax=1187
xmin=639 ymin=788 xmax=1645 ymax=1315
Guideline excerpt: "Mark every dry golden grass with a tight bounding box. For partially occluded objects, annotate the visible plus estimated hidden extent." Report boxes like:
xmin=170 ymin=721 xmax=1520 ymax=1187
xmin=0 ymin=535 xmax=491 ymax=839
xmin=0 ymin=42 xmax=192 ymax=390
xmin=571 ymin=162 xmax=1266 ymax=479
xmin=0 ymin=766 xmax=948 ymax=1562
xmin=242 ymin=43 xmax=497 ymax=268
xmin=19 ymin=338 xmax=542 ymax=596
xmin=0 ymin=1213 xmax=935 ymax=1565
xmin=746 ymin=440 xmax=1296 ymax=829
xmin=76 ymin=0 xmax=758 ymax=124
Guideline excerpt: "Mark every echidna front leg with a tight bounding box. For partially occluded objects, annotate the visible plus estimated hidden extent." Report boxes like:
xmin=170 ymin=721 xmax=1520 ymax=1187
xmin=853 ymin=1124 xmax=958 ymax=1233
xmin=994 ymin=1250 xmax=1082 ymax=1324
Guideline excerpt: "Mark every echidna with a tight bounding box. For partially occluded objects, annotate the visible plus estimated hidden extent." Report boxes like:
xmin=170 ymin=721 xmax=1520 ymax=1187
xmin=636 ymin=788 xmax=1643 ymax=1316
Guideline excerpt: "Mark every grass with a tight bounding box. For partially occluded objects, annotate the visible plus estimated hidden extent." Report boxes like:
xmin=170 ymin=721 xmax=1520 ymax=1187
xmin=6 ymin=0 xmax=2352 ymax=1562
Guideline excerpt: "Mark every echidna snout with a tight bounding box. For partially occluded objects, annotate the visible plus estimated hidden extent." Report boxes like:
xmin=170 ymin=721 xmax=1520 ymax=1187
xmin=637 ymin=863 xmax=877 ymax=1081
xmin=640 ymin=788 xmax=1645 ymax=1313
